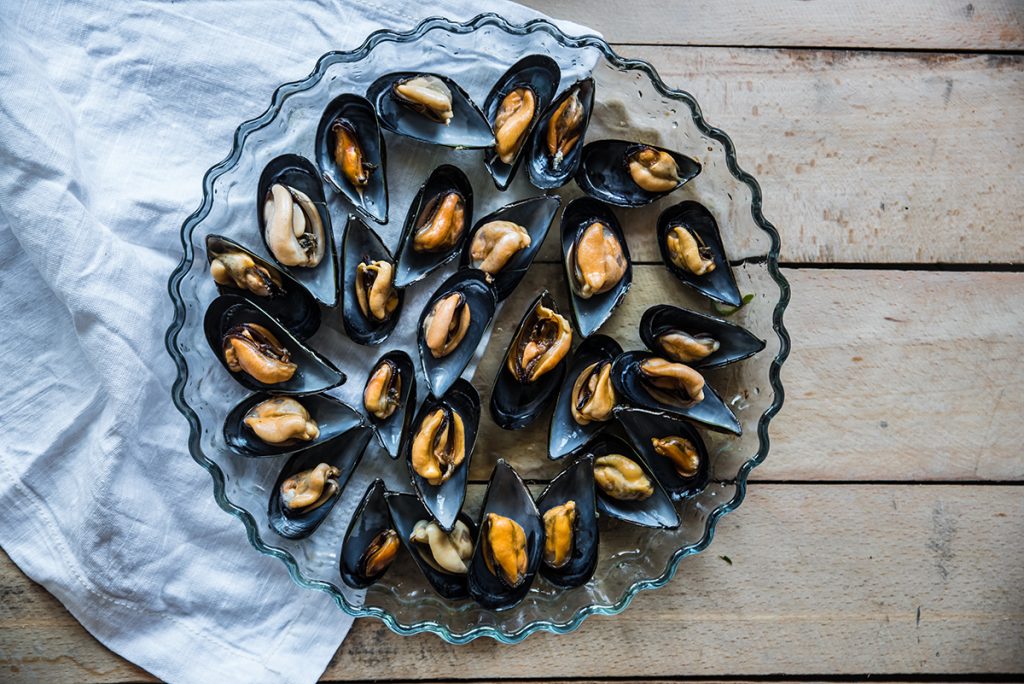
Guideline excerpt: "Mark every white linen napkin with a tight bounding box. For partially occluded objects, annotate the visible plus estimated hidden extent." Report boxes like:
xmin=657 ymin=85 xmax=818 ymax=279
xmin=0 ymin=2 xmax=591 ymax=682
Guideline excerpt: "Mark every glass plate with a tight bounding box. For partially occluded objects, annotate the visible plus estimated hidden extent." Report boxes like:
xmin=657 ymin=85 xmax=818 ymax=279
xmin=165 ymin=13 xmax=791 ymax=643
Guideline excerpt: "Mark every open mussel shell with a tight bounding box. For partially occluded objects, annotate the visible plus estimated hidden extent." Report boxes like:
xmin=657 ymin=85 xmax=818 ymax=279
xmin=583 ymin=434 xmax=679 ymax=529
xmin=364 ymin=350 xmax=416 ymax=459
xmin=340 ymin=479 xmax=398 ymax=589
xmin=489 ymin=291 xmax=571 ymax=430
xmin=548 ymin=334 xmax=623 ymax=460
xmin=417 ymin=269 xmax=497 ymax=397
xmin=483 ymin=55 xmax=561 ymax=190
xmin=657 ymin=200 xmax=741 ymax=307
xmin=386 ymin=492 xmax=478 ymax=600
xmin=535 ymin=454 xmax=599 ymax=588
xmin=367 ymin=72 xmax=494 ymax=149
xmin=468 ymin=459 xmax=544 ymax=611
xmin=611 ymin=350 xmax=741 ymax=435
xmin=640 ymin=304 xmax=766 ymax=369
xmin=203 ymin=294 xmax=345 ymax=395
xmin=315 ymin=93 xmax=388 ymax=225
xmin=560 ymin=198 xmax=633 ymax=337
xmin=205 ymin=235 xmax=321 ymax=340
xmin=575 ymin=140 xmax=701 ymax=207
xmin=341 ymin=215 xmax=404 ymax=345
xmin=267 ymin=424 xmax=373 ymax=539
xmin=614 ymin=406 xmax=710 ymax=501
xmin=223 ymin=392 xmax=362 ymax=458
xmin=526 ymin=78 xmax=595 ymax=190
xmin=459 ymin=194 xmax=561 ymax=302
xmin=394 ymin=165 xmax=474 ymax=288
xmin=403 ymin=379 xmax=481 ymax=532
xmin=256 ymin=154 xmax=339 ymax=307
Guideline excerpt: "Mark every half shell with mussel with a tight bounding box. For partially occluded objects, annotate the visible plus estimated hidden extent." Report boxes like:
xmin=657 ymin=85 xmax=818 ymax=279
xmin=341 ymin=215 xmax=404 ymax=345
xmin=223 ymin=392 xmax=363 ymax=458
xmin=657 ymin=200 xmax=741 ymax=307
xmin=615 ymin=406 xmax=710 ymax=501
xmin=483 ymin=55 xmax=561 ymax=190
xmin=204 ymin=294 xmax=344 ymax=395
xmin=575 ymin=140 xmax=701 ymax=207
xmin=548 ymin=334 xmax=622 ymax=460
xmin=362 ymin=350 xmax=416 ymax=459
xmin=257 ymin=154 xmax=338 ymax=306
xmin=340 ymin=479 xmax=400 ymax=589
xmin=404 ymin=379 xmax=481 ymax=532
xmin=489 ymin=291 xmax=573 ymax=430
xmin=584 ymin=434 xmax=679 ymax=529
xmin=468 ymin=459 xmax=544 ymax=610
xmin=315 ymin=93 xmax=389 ymax=225
xmin=640 ymin=304 xmax=765 ymax=369
xmin=535 ymin=454 xmax=598 ymax=588
xmin=526 ymin=78 xmax=595 ymax=190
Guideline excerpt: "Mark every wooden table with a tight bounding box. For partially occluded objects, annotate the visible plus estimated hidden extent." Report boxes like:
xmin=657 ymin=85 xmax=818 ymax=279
xmin=3 ymin=2 xmax=1022 ymax=681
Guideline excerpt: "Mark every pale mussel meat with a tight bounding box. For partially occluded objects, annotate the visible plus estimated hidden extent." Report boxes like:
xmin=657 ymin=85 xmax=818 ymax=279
xmin=315 ymin=94 xmax=388 ymax=225
xmin=340 ymin=479 xmax=400 ymax=588
xmin=615 ymin=406 xmax=711 ymax=501
xmin=362 ymin=350 xmax=415 ymax=459
xmin=341 ymin=215 xmax=404 ymax=345
xmin=535 ymin=454 xmax=599 ymax=588
xmin=526 ymin=78 xmax=595 ymax=190
xmin=575 ymin=140 xmax=701 ymax=207
xmin=657 ymin=201 xmax=741 ymax=307
xmin=224 ymin=391 xmax=363 ymax=458
xmin=548 ymin=334 xmax=622 ymax=460
xmin=640 ymin=304 xmax=766 ymax=369
xmin=584 ymin=434 xmax=679 ymax=529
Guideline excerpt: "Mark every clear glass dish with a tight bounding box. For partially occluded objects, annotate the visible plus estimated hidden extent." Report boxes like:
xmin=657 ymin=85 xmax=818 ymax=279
xmin=164 ymin=13 xmax=791 ymax=643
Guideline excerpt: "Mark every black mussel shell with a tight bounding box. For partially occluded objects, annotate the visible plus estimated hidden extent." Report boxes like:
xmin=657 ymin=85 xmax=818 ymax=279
xmin=483 ymin=55 xmax=561 ymax=190
xmin=315 ymin=94 xmax=388 ymax=225
xmin=363 ymin=350 xmax=416 ymax=459
xmin=611 ymin=350 xmax=741 ymax=435
xmin=394 ymin=165 xmax=475 ymax=288
xmin=386 ymin=492 xmax=478 ymax=600
xmin=614 ymin=406 xmax=710 ymax=501
xmin=256 ymin=154 xmax=339 ymax=306
xmin=341 ymin=215 xmax=404 ymax=345
xmin=205 ymin=235 xmax=321 ymax=340
xmin=640 ymin=304 xmax=765 ymax=370
xmin=459 ymin=194 xmax=560 ymax=302
xmin=340 ymin=479 xmax=398 ymax=588
xmin=575 ymin=140 xmax=701 ymax=207
xmin=367 ymin=72 xmax=494 ymax=149
xmin=535 ymin=454 xmax=599 ymax=588
xmin=204 ymin=294 xmax=345 ymax=395
xmin=224 ymin=392 xmax=362 ymax=458
xmin=417 ymin=269 xmax=497 ymax=397
xmin=526 ymin=78 xmax=595 ymax=190
xmin=468 ymin=459 xmax=544 ymax=611
xmin=403 ymin=379 xmax=480 ymax=532
xmin=489 ymin=290 xmax=571 ymax=430
xmin=657 ymin=200 xmax=741 ymax=307
xmin=548 ymin=334 xmax=623 ymax=460
xmin=560 ymin=198 xmax=633 ymax=337
xmin=267 ymin=425 xmax=373 ymax=539
xmin=583 ymin=434 xmax=679 ymax=529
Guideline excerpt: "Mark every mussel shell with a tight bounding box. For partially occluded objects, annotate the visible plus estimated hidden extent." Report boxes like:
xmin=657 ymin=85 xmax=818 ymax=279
xmin=614 ymin=406 xmax=711 ymax=501
xmin=394 ymin=165 xmax=475 ymax=288
xmin=483 ymin=55 xmax=561 ymax=190
xmin=468 ymin=459 xmax=544 ymax=611
xmin=315 ymin=93 xmax=389 ymax=225
xmin=611 ymin=350 xmax=741 ymax=435
xmin=583 ymin=434 xmax=679 ymax=529
xmin=403 ymin=379 xmax=481 ymax=532
xmin=340 ymin=479 xmax=396 ymax=589
xmin=366 ymin=72 xmax=494 ymax=149
xmin=256 ymin=154 xmax=339 ymax=306
xmin=365 ymin=350 xmax=416 ymax=459
xmin=203 ymin=294 xmax=345 ymax=395
xmin=489 ymin=290 xmax=570 ymax=430
xmin=459 ymin=194 xmax=561 ymax=302
xmin=575 ymin=140 xmax=701 ymax=207
xmin=640 ymin=304 xmax=766 ymax=369
xmin=526 ymin=78 xmax=596 ymax=190
xmin=417 ymin=269 xmax=497 ymax=397
xmin=205 ymin=235 xmax=321 ymax=340
xmin=657 ymin=200 xmax=741 ymax=307
xmin=267 ymin=425 xmax=373 ymax=539
xmin=385 ymin=492 xmax=478 ymax=600
xmin=560 ymin=198 xmax=633 ymax=337
xmin=341 ymin=215 xmax=404 ymax=345
xmin=534 ymin=454 xmax=599 ymax=588
xmin=223 ymin=392 xmax=363 ymax=458
xmin=548 ymin=334 xmax=623 ymax=460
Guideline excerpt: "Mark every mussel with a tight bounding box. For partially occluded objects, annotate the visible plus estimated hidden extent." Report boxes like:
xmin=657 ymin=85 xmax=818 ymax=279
xmin=340 ymin=479 xmax=400 ymax=588
xmin=657 ymin=201 xmax=741 ymax=307
xmin=548 ymin=334 xmax=622 ymax=460
xmin=315 ymin=94 xmax=388 ymax=225
xmin=223 ymin=392 xmax=363 ymax=458
xmin=526 ymin=78 xmax=595 ymax=190
xmin=575 ymin=140 xmax=701 ymax=207
xmin=341 ymin=216 xmax=404 ymax=345
xmin=222 ymin=323 xmax=296 ymax=385
xmin=640 ymin=304 xmax=766 ymax=369
xmin=615 ymin=407 xmax=711 ymax=501
xmin=582 ymin=434 xmax=679 ymax=529
xmin=535 ymin=454 xmax=599 ymax=588
xmin=362 ymin=350 xmax=415 ymax=459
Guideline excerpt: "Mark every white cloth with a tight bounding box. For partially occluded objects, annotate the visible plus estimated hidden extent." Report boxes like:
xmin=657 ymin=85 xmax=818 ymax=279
xmin=0 ymin=2 xmax=590 ymax=683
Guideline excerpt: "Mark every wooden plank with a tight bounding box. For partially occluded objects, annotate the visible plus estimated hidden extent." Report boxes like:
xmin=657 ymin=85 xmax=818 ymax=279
xmin=468 ymin=266 xmax=1024 ymax=482
xmin=522 ymin=0 xmax=1024 ymax=50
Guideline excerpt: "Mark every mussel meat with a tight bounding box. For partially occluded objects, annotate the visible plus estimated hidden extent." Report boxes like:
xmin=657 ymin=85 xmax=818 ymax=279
xmin=410 ymin=405 xmax=465 ymax=486
xmin=412 ymin=191 xmax=466 ymax=253
xmin=494 ymin=87 xmax=536 ymax=164
xmin=222 ymin=323 xmax=297 ymax=384
xmin=593 ymin=454 xmax=654 ymax=501
xmin=394 ymin=75 xmax=454 ymax=125
xmin=546 ymin=87 xmax=584 ymax=168
xmin=570 ymin=360 xmax=616 ymax=426
xmin=262 ymin=183 xmax=326 ymax=268
xmin=481 ymin=513 xmax=528 ymax=588
xmin=542 ymin=501 xmax=576 ymax=569
xmin=423 ymin=292 xmax=471 ymax=359
xmin=279 ymin=463 xmax=340 ymax=516
xmin=243 ymin=397 xmax=319 ymax=445
xmin=506 ymin=302 xmax=572 ymax=383
xmin=210 ymin=250 xmax=282 ymax=298
xmin=469 ymin=220 xmax=531 ymax=277
xmin=331 ymin=120 xmax=374 ymax=192
xmin=652 ymin=435 xmax=700 ymax=478
xmin=410 ymin=519 xmax=474 ymax=574
xmin=666 ymin=224 xmax=715 ymax=276
xmin=359 ymin=528 xmax=400 ymax=578
xmin=627 ymin=145 xmax=682 ymax=193
xmin=363 ymin=359 xmax=401 ymax=421
xmin=656 ymin=330 xmax=720 ymax=364
xmin=640 ymin=357 xmax=705 ymax=405
xmin=354 ymin=259 xmax=399 ymax=322
xmin=567 ymin=221 xmax=627 ymax=299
